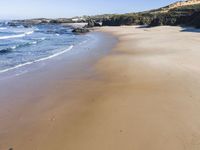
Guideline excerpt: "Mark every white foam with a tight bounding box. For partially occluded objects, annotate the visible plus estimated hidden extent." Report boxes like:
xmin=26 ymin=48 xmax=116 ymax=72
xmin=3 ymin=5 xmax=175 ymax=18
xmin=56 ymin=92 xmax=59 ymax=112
xmin=32 ymin=41 xmax=37 ymax=44
xmin=11 ymin=46 xmax=17 ymax=49
xmin=79 ymin=40 xmax=88 ymax=45
xmin=35 ymin=45 xmax=73 ymax=62
xmin=0 ymin=45 xmax=74 ymax=74
xmin=41 ymin=37 xmax=46 ymax=40
xmin=0 ymin=27 xmax=7 ymax=30
xmin=26 ymin=31 xmax=34 ymax=35
xmin=0 ymin=31 xmax=34 ymax=40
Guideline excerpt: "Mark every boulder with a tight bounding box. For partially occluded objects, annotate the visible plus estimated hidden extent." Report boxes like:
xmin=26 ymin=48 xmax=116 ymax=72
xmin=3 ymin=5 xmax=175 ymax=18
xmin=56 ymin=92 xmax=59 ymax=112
xmin=87 ymin=19 xmax=101 ymax=27
xmin=72 ymin=28 xmax=90 ymax=34
xmin=7 ymin=22 xmax=18 ymax=27
xmin=23 ymin=24 xmax=32 ymax=28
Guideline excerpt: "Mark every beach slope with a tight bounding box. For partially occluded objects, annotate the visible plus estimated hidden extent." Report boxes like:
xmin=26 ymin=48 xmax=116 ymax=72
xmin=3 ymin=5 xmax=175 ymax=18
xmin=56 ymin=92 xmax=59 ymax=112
xmin=1 ymin=26 xmax=200 ymax=150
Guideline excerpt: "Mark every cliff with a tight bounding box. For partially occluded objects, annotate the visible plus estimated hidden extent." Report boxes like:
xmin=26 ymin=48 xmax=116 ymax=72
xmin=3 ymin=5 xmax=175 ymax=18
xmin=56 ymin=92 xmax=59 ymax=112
xmin=10 ymin=0 xmax=200 ymax=29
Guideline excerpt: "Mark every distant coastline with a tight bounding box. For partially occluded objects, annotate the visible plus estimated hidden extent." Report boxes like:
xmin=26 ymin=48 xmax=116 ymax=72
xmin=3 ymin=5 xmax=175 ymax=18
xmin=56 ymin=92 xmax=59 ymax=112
xmin=5 ymin=0 xmax=200 ymax=30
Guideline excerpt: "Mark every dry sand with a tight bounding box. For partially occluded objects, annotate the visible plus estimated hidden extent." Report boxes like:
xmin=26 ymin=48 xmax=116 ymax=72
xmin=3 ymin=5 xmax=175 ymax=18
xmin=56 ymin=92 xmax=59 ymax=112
xmin=1 ymin=26 xmax=200 ymax=150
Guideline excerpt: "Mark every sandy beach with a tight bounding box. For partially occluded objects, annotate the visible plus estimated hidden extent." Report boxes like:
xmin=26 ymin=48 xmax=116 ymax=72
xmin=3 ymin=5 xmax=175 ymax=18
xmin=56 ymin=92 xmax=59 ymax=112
xmin=1 ymin=26 xmax=200 ymax=150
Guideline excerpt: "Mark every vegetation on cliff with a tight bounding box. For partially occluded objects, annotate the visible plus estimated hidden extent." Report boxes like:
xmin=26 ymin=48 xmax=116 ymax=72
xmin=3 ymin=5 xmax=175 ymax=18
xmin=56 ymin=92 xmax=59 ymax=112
xmin=12 ymin=1 xmax=200 ymax=29
xmin=101 ymin=3 xmax=200 ymax=28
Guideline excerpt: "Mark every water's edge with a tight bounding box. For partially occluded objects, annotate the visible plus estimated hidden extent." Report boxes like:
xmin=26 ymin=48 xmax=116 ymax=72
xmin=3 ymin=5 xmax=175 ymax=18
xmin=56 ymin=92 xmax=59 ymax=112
xmin=0 ymin=31 xmax=117 ymax=80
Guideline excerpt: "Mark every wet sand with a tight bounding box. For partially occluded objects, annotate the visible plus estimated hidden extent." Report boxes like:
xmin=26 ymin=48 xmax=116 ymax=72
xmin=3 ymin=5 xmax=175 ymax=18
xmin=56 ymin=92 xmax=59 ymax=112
xmin=0 ymin=32 xmax=116 ymax=150
xmin=1 ymin=26 xmax=200 ymax=150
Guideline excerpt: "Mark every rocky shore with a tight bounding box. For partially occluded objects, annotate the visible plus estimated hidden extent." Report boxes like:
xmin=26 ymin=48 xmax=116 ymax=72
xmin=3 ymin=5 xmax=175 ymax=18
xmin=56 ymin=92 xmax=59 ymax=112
xmin=8 ymin=0 xmax=200 ymax=32
xmin=9 ymin=18 xmax=102 ymax=34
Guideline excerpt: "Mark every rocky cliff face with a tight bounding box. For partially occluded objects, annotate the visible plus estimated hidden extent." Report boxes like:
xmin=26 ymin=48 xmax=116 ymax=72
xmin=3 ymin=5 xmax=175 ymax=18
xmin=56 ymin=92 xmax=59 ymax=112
xmin=10 ymin=0 xmax=200 ymax=29
xmin=101 ymin=0 xmax=200 ymax=28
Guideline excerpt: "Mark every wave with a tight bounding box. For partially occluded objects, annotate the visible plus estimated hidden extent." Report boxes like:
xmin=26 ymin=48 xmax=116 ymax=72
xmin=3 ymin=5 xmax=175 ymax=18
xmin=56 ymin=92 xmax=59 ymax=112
xmin=0 ymin=45 xmax=74 ymax=73
xmin=0 ymin=37 xmax=46 ymax=54
xmin=41 ymin=37 xmax=46 ymax=40
xmin=0 ymin=46 xmax=17 ymax=53
xmin=0 ymin=31 xmax=34 ymax=40
xmin=0 ymin=40 xmax=39 ymax=54
xmin=0 ymin=27 xmax=7 ymax=30
xmin=37 ymin=29 xmax=71 ymax=35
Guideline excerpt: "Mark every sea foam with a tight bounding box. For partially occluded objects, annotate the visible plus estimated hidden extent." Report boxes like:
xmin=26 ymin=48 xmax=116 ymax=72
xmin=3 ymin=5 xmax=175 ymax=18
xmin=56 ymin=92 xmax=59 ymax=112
xmin=0 ymin=31 xmax=34 ymax=40
xmin=0 ymin=45 xmax=74 ymax=73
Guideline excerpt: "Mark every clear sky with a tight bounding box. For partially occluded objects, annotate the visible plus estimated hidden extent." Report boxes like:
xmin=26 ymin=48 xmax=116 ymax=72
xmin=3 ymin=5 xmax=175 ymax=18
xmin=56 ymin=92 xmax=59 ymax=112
xmin=0 ymin=0 xmax=179 ymax=19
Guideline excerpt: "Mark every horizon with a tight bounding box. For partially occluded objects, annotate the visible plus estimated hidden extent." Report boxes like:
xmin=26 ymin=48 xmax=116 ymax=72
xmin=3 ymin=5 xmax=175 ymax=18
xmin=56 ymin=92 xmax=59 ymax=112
xmin=0 ymin=0 xmax=179 ymax=20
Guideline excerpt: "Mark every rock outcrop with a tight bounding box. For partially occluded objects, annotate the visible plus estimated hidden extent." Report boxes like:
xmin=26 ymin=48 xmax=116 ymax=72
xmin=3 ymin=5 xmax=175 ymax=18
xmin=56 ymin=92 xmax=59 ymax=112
xmin=72 ymin=28 xmax=90 ymax=34
xmin=86 ymin=19 xmax=101 ymax=27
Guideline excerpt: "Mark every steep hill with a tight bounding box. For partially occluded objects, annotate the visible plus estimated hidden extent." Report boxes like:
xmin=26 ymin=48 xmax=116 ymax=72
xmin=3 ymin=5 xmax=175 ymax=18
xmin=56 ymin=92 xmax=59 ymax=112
xmin=102 ymin=1 xmax=200 ymax=28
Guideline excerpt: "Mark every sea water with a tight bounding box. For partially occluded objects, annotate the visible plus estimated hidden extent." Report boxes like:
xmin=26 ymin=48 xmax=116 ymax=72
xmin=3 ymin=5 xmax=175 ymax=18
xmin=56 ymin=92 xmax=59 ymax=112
xmin=0 ymin=21 xmax=88 ymax=74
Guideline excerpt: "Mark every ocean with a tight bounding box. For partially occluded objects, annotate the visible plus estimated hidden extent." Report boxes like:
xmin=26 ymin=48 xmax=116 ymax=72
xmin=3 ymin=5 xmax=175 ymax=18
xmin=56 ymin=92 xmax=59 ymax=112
xmin=0 ymin=21 xmax=89 ymax=74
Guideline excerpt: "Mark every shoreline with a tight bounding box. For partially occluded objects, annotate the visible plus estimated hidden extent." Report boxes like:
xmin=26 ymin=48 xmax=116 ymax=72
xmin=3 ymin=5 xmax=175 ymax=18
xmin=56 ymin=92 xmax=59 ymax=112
xmin=1 ymin=25 xmax=200 ymax=150
xmin=0 ymin=31 xmax=117 ymax=150
xmin=0 ymin=45 xmax=74 ymax=74
xmin=0 ymin=32 xmax=116 ymax=79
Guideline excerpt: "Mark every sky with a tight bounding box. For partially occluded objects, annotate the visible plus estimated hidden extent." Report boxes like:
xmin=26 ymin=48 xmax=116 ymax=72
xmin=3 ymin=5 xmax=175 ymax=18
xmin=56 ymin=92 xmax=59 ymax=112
xmin=0 ymin=0 xmax=179 ymax=19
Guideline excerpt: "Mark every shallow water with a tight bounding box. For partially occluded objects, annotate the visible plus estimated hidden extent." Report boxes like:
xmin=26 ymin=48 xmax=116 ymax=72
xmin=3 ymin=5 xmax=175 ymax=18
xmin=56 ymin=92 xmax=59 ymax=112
xmin=0 ymin=22 xmax=90 ymax=74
